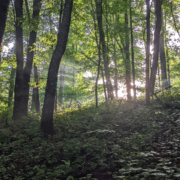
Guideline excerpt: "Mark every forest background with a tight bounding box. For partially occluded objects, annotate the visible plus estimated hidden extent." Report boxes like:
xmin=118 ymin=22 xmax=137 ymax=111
xmin=1 ymin=0 xmax=180 ymax=179
xmin=0 ymin=0 xmax=180 ymax=133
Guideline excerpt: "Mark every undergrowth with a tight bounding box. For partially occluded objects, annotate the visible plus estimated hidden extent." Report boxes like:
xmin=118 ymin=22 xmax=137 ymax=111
xmin=1 ymin=92 xmax=180 ymax=179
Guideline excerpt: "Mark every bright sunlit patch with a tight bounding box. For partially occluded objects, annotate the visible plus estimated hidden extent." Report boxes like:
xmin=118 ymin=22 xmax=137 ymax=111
xmin=84 ymin=71 xmax=92 ymax=78
xmin=117 ymin=81 xmax=144 ymax=99
xmin=2 ymin=42 xmax=14 ymax=56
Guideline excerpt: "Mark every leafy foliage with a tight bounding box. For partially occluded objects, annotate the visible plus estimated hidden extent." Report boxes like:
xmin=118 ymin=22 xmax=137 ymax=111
xmin=1 ymin=93 xmax=180 ymax=179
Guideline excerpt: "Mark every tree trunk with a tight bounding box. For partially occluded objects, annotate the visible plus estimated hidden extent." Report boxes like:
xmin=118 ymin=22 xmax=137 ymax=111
xmin=21 ymin=0 xmax=42 ymax=115
xmin=149 ymin=0 xmax=162 ymax=93
xmin=130 ymin=2 xmax=136 ymax=100
xmin=113 ymin=39 xmax=118 ymax=98
xmin=32 ymin=64 xmax=40 ymax=113
xmin=41 ymin=0 xmax=73 ymax=135
xmin=91 ymin=0 xmax=106 ymax=105
xmin=159 ymin=10 xmax=167 ymax=89
xmin=110 ymin=15 xmax=118 ymax=98
xmin=13 ymin=0 xmax=42 ymax=119
xmin=146 ymin=0 xmax=150 ymax=105
xmin=13 ymin=0 xmax=24 ymax=120
xmin=165 ymin=13 xmax=170 ymax=86
xmin=54 ymin=90 xmax=57 ymax=112
xmin=124 ymin=12 xmax=131 ymax=100
xmin=158 ymin=59 xmax=161 ymax=89
xmin=0 ymin=0 xmax=10 ymax=66
xmin=8 ymin=68 xmax=16 ymax=108
xmin=95 ymin=0 xmax=114 ymax=100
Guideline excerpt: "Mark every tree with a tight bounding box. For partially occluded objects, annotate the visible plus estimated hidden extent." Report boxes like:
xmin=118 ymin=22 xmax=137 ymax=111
xmin=95 ymin=0 xmax=114 ymax=100
xmin=130 ymin=2 xmax=136 ymax=100
xmin=124 ymin=11 xmax=131 ymax=100
xmin=13 ymin=0 xmax=42 ymax=119
xmin=13 ymin=0 xmax=24 ymax=120
xmin=41 ymin=0 xmax=73 ymax=135
xmin=32 ymin=64 xmax=40 ymax=113
xmin=0 ymin=0 xmax=10 ymax=66
xmin=150 ymin=0 xmax=162 ymax=93
xmin=146 ymin=0 xmax=150 ymax=105
xmin=159 ymin=10 xmax=168 ymax=89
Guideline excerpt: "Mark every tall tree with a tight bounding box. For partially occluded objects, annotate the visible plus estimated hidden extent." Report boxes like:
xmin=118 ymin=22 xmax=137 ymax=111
xmin=149 ymin=0 xmax=162 ymax=93
xmin=91 ymin=0 xmax=107 ymax=105
xmin=13 ymin=0 xmax=42 ymax=119
xmin=13 ymin=0 xmax=24 ymax=120
xmin=21 ymin=0 xmax=42 ymax=114
xmin=0 ymin=0 xmax=10 ymax=66
xmin=159 ymin=10 xmax=168 ymax=89
xmin=124 ymin=12 xmax=131 ymax=100
xmin=32 ymin=64 xmax=40 ymax=113
xmin=146 ymin=0 xmax=150 ymax=105
xmin=41 ymin=0 xmax=73 ymax=135
xmin=130 ymin=1 xmax=136 ymax=100
xmin=95 ymin=0 xmax=114 ymax=100
xmin=165 ymin=12 xmax=170 ymax=86
xmin=8 ymin=68 xmax=16 ymax=108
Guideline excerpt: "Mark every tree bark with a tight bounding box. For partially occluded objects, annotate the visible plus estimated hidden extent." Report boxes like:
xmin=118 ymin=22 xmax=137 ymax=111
xmin=124 ymin=12 xmax=131 ymax=100
xmin=13 ymin=0 xmax=24 ymax=120
xmin=146 ymin=0 xmax=150 ymax=105
xmin=113 ymin=38 xmax=118 ymax=98
xmin=32 ymin=64 xmax=40 ymax=113
xmin=159 ymin=10 xmax=168 ymax=89
xmin=95 ymin=0 xmax=114 ymax=100
xmin=165 ymin=13 xmax=170 ymax=86
xmin=0 ymin=0 xmax=10 ymax=66
xmin=158 ymin=59 xmax=161 ymax=89
xmin=149 ymin=0 xmax=162 ymax=93
xmin=13 ymin=0 xmax=42 ymax=119
xmin=41 ymin=0 xmax=73 ymax=135
xmin=130 ymin=2 xmax=136 ymax=100
xmin=8 ymin=68 xmax=16 ymax=108
xmin=21 ymin=0 xmax=42 ymax=115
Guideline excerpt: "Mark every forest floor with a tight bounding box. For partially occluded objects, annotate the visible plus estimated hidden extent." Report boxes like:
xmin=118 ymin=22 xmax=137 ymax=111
xmin=1 ymin=92 xmax=180 ymax=180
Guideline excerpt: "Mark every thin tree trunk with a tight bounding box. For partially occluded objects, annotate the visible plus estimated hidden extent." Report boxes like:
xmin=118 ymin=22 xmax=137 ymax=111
xmin=0 ymin=0 xmax=10 ymax=66
xmin=32 ymin=64 xmax=40 ymax=113
xmin=105 ymin=1 xmax=113 ymax=100
xmin=13 ymin=0 xmax=42 ymax=119
xmin=170 ymin=2 xmax=180 ymax=39
xmin=101 ymin=69 xmax=108 ymax=102
xmin=146 ymin=0 xmax=150 ymax=105
xmin=149 ymin=0 xmax=162 ymax=93
xmin=111 ymin=16 xmax=118 ymax=98
xmin=124 ymin=12 xmax=131 ymax=100
xmin=41 ymin=0 xmax=73 ymax=135
xmin=159 ymin=10 xmax=168 ymax=89
xmin=113 ymin=38 xmax=118 ymax=98
xmin=130 ymin=2 xmax=136 ymax=100
xmin=8 ymin=68 xmax=16 ymax=108
xmin=95 ymin=0 xmax=114 ymax=100
xmin=13 ymin=0 xmax=24 ymax=120
xmin=21 ymin=0 xmax=42 ymax=115
xmin=95 ymin=47 xmax=101 ymax=107
xmin=158 ymin=59 xmax=161 ymax=89
xmin=165 ymin=12 xmax=170 ymax=87
xmin=91 ymin=0 xmax=102 ymax=106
